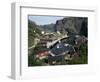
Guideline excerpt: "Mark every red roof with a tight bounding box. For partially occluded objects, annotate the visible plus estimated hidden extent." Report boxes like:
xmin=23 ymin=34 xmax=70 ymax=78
xmin=36 ymin=51 xmax=49 ymax=58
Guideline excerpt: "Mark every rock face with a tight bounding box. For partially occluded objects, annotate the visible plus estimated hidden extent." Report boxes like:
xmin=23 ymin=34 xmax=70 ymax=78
xmin=54 ymin=17 xmax=88 ymax=36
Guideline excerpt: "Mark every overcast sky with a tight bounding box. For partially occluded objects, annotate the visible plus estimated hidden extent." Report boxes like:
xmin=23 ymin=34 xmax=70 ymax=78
xmin=28 ymin=15 xmax=64 ymax=25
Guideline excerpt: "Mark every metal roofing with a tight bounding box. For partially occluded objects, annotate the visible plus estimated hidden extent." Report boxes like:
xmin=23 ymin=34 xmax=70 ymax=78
xmin=51 ymin=42 xmax=74 ymax=55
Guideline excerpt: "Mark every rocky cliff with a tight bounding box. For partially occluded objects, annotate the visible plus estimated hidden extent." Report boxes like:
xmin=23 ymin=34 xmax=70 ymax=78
xmin=54 ymin=17 xmax=88 ymax=37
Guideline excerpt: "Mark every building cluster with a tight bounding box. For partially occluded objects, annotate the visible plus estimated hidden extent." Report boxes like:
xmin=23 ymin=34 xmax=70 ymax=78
xmin=34 ymin=32 xmax=87 ymax=65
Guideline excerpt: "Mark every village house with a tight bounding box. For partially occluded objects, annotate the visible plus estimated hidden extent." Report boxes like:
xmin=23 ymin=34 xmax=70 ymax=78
xmin=37 ymin=33 xmax=57 ymax=48
xmin=35 ymin=34 xmax=86 ymax=65
xmin=48 ymin=42 xmax=75 ymax=65
xmin=36 ymin=51 xmax=50 ymax=60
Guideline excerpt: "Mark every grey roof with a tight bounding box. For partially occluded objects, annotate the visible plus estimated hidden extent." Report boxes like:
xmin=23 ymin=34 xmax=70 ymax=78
xmin=48 ymin=55 xmax=64 ymax=62
xmin=51 ymin=42 xmax=74 ymax=55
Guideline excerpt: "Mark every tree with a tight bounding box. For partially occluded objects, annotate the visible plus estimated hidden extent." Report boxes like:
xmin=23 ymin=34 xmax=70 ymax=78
xmin=28 ymin=20 xmax=41 ymax=47
xmin=68 ymin=42 xmax=88 ymax=64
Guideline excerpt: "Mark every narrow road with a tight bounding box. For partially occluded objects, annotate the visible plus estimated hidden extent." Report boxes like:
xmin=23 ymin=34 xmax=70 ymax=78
xmin=28 ymin=38 xmax=39 ymax=50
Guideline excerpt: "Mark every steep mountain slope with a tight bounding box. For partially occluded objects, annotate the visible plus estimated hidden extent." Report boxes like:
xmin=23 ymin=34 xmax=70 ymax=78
xmin=28 ymin=20 xmax=41 ymax=47
xmin=40 ymin=23 xmax=55 ymax=32
xmin=54 ymin=17 xmax=88 ymax=36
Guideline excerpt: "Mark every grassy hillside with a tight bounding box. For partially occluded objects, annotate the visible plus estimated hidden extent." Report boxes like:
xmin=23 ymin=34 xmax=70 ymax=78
xmin=28 ymin=20 xmax=41 ymax=48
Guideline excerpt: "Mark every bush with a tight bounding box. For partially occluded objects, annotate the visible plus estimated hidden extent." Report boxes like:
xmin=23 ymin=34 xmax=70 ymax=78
xmin=68 ymin=42 xmax=88 ymax=64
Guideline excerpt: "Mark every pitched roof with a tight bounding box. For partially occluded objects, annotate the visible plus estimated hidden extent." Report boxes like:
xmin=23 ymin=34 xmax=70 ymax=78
xmin=48 ymin=55 xmax=64 ymax=61
xmin=51 ymin=42 xmax=74 ymax=55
